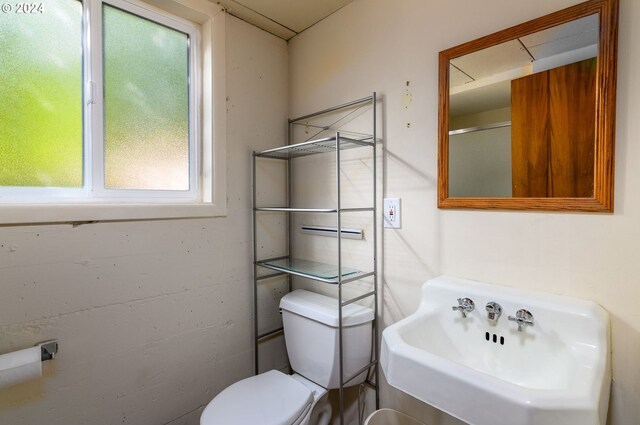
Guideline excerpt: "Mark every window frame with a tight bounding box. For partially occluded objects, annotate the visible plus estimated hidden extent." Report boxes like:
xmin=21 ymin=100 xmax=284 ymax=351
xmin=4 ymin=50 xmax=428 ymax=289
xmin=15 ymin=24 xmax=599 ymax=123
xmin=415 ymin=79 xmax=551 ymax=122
xmin=90 ymin=0 xmax=199 ymax=201
xmin=0 ymin=0 xmax=226 ymax=223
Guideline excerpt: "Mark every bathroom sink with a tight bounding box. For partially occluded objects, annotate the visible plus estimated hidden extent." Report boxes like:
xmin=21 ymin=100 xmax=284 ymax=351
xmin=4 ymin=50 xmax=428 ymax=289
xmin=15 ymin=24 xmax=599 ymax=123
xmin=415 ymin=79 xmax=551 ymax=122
xmin=381 ymin=276 xmax=610 ymax=425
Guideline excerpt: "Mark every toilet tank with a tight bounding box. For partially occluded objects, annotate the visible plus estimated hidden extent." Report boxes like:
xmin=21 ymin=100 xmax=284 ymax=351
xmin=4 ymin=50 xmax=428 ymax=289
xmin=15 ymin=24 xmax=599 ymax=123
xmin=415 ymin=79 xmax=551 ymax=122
xmin=279 ymin=289 xmax=374 ymax=389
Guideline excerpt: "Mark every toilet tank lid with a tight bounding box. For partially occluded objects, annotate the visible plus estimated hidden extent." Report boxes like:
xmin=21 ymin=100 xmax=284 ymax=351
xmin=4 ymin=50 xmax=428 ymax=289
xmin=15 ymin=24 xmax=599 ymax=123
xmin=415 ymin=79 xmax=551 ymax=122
xmin=280 ymin=290 xmax=374 ymax=327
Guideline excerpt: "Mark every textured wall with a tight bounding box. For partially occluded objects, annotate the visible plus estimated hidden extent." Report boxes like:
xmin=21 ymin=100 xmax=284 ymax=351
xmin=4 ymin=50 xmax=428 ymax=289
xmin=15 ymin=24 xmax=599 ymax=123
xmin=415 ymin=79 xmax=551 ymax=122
xmin=288 ymin=0 xmax=640 ymax=424
xmin=0 ymin=14 xmax=288 ymax=425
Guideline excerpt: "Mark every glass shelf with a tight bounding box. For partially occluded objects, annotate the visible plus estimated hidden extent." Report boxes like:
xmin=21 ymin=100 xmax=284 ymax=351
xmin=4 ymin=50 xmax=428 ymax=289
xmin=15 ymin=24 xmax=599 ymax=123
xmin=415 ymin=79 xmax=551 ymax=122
xmin=256 ymin=258 xmax=372 ymax=284
xmin=254 ymin=135 xmax=374 ymax=160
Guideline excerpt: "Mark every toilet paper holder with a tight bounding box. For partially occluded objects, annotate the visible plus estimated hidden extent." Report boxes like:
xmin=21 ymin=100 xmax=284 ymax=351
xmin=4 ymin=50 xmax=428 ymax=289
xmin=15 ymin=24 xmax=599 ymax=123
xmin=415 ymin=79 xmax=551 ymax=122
xmin=0 ymin=340 xmax=59 ymax=391
xmin=37 ymin=340 xmax=58 ymax=362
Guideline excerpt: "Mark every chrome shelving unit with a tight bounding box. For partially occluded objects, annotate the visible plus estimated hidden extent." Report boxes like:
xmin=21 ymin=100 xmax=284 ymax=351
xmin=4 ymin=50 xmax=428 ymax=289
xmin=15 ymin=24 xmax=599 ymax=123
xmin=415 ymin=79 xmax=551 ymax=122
xmin=252 ymin=94 xmax=378 ymax=425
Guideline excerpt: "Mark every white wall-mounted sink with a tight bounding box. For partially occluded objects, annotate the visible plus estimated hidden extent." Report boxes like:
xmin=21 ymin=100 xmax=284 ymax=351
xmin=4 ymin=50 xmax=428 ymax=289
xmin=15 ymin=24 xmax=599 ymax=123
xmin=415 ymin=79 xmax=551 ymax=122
xmin=381 ymin=276 xmax=610 ymax=425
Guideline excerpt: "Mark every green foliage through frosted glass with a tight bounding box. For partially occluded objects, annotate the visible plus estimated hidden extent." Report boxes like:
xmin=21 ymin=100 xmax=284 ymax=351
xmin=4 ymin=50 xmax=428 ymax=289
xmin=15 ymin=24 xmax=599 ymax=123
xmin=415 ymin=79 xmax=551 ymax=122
xmin=0 ymin=0 xmax=83 ymax=187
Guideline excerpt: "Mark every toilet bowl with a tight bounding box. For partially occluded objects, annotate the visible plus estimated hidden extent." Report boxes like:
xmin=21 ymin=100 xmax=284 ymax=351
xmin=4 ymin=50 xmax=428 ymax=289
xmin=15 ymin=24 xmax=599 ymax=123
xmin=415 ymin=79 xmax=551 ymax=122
xmin=200 ymin=370 xmax=330 ymax=425
xmin=291 ymin=373 xmax=332 ymax=425
xmin=200 ymin=290 xmax=374 ymax=425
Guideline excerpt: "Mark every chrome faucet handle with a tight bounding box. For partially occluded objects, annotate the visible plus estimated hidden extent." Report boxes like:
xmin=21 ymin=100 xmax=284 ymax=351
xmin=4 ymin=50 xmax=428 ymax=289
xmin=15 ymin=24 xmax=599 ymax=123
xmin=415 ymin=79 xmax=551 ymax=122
xmin=485 ymin=302 xmax=503 ymax=322
xmin=508 ymin=309 xmax=534 ymax=331
xmin=452 ymin=297 xmax=475 ymax=318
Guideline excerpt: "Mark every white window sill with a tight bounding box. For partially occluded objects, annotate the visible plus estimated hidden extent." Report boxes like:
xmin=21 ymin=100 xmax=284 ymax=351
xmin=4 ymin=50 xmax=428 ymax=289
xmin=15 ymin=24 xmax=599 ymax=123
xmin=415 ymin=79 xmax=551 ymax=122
xmin=0 ymin=203 xmax=226 ymax=224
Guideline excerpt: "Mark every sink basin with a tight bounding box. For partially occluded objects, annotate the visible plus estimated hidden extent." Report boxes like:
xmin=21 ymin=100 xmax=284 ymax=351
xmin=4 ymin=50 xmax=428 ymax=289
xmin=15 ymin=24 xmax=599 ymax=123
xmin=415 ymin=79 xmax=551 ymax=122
xmin=381 ymin=276 xmax=610 ymax=425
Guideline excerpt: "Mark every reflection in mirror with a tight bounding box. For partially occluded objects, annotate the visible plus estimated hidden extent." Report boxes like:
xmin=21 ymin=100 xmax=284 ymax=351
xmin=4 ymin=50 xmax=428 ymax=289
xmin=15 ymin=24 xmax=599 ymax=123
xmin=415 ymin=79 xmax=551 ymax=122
xmin=438 ymin=0 xmax=618 ymax=212
xmin=448 ymin=14 xmax=598 ymax=198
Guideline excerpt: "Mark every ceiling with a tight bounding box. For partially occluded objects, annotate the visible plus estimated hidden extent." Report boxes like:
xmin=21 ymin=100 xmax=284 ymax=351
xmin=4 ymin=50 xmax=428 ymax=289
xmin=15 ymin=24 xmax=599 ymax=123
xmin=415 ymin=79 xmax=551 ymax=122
xmin=450 ymin=14 xmax=599 ymax=117
xmin=214 ymin=0 xmax=356 ymax=40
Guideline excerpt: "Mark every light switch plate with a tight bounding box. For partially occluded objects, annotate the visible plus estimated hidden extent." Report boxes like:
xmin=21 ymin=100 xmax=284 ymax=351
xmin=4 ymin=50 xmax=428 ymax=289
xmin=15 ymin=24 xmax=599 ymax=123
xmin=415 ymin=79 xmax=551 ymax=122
xmin=383 ymin=198 xmax=401 ymax=229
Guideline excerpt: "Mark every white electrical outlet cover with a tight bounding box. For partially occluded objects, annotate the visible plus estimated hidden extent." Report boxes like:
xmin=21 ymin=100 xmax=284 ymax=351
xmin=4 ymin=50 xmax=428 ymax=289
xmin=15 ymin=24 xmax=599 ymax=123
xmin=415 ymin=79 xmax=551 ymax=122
xmin=383 ymin=198 xmax=401 ymax=229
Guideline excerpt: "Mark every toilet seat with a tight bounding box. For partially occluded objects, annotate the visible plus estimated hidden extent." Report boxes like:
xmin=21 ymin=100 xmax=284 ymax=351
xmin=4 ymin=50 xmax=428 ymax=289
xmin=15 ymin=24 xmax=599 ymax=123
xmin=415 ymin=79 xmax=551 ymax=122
xmin=200 ymin=370 xmax=314 ymax=425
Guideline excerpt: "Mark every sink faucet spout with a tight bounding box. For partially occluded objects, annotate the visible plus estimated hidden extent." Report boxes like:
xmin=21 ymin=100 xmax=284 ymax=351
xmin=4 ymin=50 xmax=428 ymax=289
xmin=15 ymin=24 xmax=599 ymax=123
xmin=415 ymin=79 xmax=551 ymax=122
xmin=486 ymin=302 xmax=503 ymax=323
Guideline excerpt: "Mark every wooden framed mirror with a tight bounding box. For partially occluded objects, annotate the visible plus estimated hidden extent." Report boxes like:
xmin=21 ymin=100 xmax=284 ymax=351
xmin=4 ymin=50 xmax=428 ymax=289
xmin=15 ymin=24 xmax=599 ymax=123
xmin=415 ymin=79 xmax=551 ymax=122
xmin=438 ymin=0 xmax=618 ymax=212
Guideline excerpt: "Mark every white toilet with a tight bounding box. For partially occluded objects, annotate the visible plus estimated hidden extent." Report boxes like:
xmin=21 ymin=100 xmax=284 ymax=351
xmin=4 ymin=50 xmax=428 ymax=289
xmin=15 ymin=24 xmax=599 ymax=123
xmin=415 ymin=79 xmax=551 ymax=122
xmin=200 ymin=289 xmax=374 ymax=425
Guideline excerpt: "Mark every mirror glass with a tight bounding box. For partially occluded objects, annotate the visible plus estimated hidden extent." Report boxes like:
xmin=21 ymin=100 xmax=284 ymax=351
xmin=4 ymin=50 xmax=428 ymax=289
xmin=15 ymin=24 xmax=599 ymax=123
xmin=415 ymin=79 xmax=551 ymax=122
xmin=438 ymin=0 xmax=618 ymax=212
xmin=449 ymin=14 xmax=598 ymax=198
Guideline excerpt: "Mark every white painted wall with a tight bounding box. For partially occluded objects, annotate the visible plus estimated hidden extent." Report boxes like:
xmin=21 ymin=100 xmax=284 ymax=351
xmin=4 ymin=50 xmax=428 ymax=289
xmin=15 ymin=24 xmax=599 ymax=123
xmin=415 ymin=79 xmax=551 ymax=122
xmin=0 ymin=14 xmax=288 ymax=425
xmin=288 ymin=0 xmax=640 ymax=424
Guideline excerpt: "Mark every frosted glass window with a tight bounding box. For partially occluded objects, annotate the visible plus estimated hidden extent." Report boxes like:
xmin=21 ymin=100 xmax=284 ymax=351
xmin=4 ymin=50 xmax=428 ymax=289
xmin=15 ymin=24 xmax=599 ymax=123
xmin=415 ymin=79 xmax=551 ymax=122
xmin=0 ymin=0 xmax=83 ymax=187
xmin=103 ymin=5 xmax=190 ymax=191
xmin=0 ymin=0 xmax=203 ymax=208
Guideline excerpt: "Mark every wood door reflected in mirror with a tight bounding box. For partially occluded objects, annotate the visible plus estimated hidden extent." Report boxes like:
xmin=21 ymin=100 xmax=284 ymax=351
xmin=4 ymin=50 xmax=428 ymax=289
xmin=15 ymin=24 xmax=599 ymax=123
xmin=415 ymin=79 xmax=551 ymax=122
xmin=438 ymin=0 xmax=618 ymax=212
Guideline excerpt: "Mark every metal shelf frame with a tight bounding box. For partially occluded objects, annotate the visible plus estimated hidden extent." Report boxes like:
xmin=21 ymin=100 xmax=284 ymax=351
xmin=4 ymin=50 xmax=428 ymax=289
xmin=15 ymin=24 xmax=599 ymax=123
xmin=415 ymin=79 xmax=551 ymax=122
xmin=252 ymin=93 xmax=379 ymax=425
